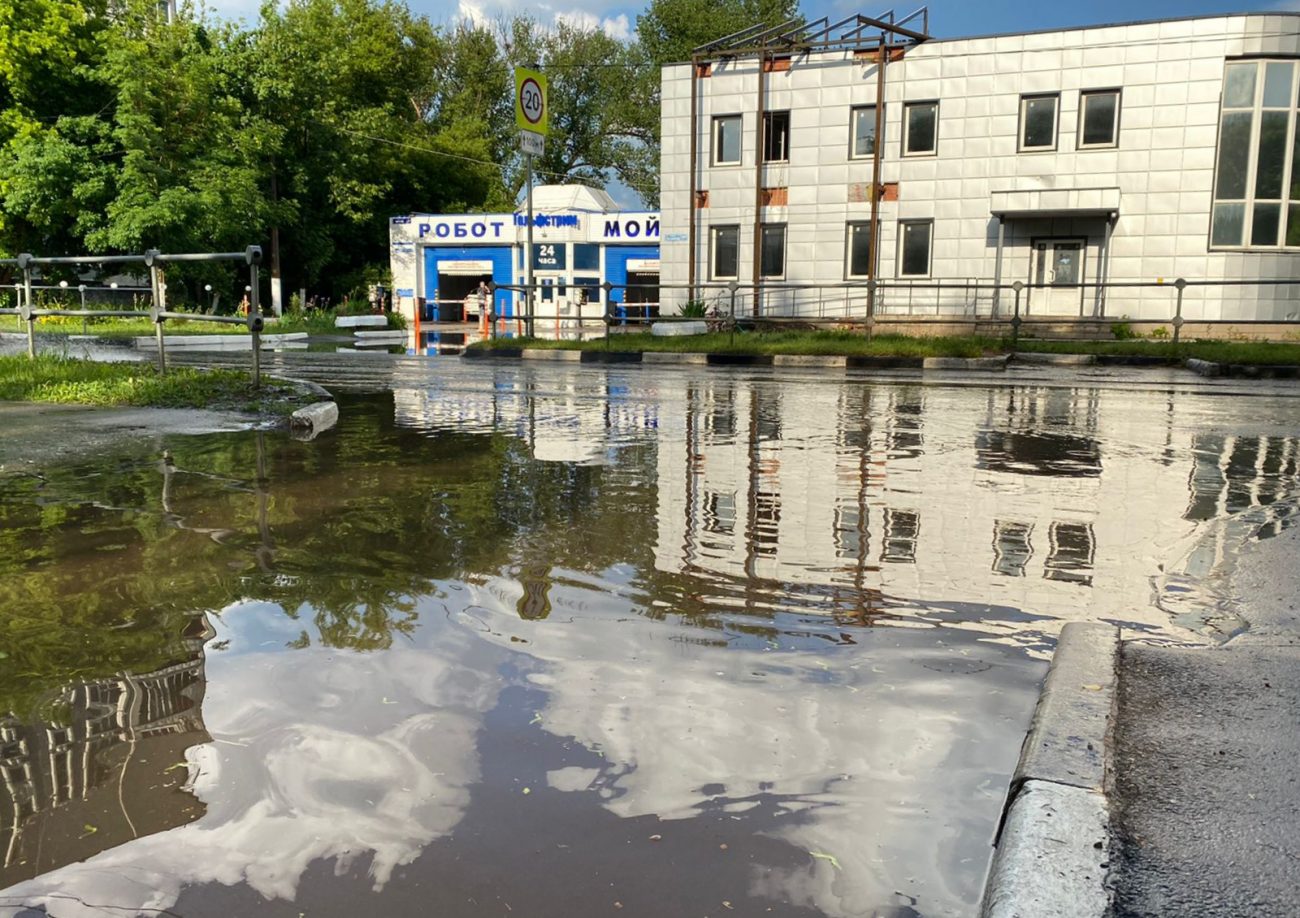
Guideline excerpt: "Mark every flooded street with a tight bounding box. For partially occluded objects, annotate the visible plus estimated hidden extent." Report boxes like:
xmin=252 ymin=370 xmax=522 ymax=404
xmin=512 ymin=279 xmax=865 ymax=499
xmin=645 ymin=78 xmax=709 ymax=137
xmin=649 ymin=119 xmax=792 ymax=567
xmin=3 ymin=357 xmax=1299 ymax=917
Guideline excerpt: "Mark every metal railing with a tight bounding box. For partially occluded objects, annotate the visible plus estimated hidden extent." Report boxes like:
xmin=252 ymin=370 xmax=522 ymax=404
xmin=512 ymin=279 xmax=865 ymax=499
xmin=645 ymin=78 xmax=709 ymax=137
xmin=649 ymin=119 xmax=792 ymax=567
xmin=469 ymin=276 xmax=1300 ymax=348
xmin=0 ymin=247 xmax=268 ymax=384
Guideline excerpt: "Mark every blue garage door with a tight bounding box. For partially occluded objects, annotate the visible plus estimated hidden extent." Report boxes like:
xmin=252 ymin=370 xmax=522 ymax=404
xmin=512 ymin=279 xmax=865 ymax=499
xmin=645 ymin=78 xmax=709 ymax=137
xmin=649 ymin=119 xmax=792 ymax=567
xmin=604 ymin=245 xmax=660 ymax=305
xmin=424 ymin=245 xmax=515 ymax=318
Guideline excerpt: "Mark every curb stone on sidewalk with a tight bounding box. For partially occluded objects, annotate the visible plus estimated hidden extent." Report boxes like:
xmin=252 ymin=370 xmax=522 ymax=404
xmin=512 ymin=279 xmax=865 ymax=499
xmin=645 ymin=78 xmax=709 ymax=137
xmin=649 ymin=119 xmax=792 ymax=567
xmin=980 ymin=622 xmax=1120 ymax=918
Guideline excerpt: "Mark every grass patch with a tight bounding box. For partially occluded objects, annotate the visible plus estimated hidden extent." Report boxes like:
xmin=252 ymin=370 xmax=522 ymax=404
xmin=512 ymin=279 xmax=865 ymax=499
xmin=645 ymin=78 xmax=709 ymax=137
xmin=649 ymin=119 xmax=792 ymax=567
xmin=0 ymin=355 xmax=304 ymax=414
xmin=473 ymin=330 xmax=1002 ymax=358
xmin=469 ymin=328 xmax=1300 ymax=365
xmin=0 ymin=315 xmax=247 ymax=339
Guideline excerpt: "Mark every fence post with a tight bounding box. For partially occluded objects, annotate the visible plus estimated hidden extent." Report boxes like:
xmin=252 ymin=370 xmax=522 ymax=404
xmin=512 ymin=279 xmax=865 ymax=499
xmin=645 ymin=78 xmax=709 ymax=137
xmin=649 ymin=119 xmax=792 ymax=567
xmin=145 ymin=250 xmax=166 ymax=375
xmin=486 ymin=281 xmax=496 ymax=341
xmin=604 ymin=281 xmax=614 ymax=348
xmin=17 ymin=254 xmax=35 ymax=359
xmin=865 ymin=279 xmax=876 ymax=340
xmin=1011 ymin=281 xmax=1023 ymax=350
xmin=246 ymin=246 xmax=263 ymax=387
xmin=1172 ymin=278 xmax=1186 ymax=344
xmin=728 ymin=281 xmax=738 ymax=345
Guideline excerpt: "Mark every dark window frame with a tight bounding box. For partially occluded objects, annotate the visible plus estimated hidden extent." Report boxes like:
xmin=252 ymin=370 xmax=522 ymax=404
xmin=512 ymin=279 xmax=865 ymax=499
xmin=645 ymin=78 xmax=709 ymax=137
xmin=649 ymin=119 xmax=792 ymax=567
xmin=1077 ymin=88 xmax=1121 ymax=149
xmin=762 ymin=110 xmax=791 ymax=163
xmin=902 ymin=100 xmax=939 ymax=157
xmin=711 ymin=114 xmax=743 ymax=166
xmin=1018 ymin=92 xmax=1061 ymax=152
xmin=710 ymin=224 xmax=740 ymax=280
xmin=759 ymin=223 xmax=786 ymax=278
xmin=897 ymin=219 xmax=933 ymax=278
xmin=845 ymin=221 xmax=875 ymax=279
xmin=849 ymin=104 xmax=883 ymax=160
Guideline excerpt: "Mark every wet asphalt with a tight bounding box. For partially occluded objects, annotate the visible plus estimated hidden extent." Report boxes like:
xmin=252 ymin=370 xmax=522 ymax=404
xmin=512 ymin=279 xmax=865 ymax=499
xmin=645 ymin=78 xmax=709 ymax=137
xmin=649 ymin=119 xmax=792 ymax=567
xmin=1109 ymin=526 xmax=1300 ymax=918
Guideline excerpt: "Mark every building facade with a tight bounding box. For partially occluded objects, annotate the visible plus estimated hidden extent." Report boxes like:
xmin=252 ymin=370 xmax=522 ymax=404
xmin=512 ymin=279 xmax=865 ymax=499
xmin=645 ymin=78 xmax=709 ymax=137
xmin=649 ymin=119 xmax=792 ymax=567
xmin=389 ymin=185 xmax=660 ymax=326
xmin=660 ymin=12 xmax=1300 ymax=321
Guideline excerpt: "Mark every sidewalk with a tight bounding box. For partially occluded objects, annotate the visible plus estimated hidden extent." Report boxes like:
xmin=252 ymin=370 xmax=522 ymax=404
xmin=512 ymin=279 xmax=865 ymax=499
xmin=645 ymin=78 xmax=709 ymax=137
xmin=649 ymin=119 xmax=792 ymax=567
xmin=983 ymin=527 xmax=1300 ymax=917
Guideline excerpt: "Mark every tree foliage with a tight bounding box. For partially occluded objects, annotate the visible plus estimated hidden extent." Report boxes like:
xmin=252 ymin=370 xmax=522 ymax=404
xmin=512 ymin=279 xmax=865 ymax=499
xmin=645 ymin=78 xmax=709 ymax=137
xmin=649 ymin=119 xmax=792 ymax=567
xmin=0 ymin=0 xmax=802 ymax=293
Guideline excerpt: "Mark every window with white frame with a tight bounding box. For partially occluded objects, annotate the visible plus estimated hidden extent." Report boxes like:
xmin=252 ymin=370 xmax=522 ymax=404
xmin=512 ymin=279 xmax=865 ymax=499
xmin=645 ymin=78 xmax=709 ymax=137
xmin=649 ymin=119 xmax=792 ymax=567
xmin=1212 ymin=59 xmax=1300 ymax=249
xmin=712 ymin=115 xmax=742 ymax=166
xmin=1019 ymin=93 xmax=1059 ymax=151
xmin=845 ymin=221 xmax=874 ymax=277
xmin=903 ymin=101 xmax=938 ymax=156
xmin=711 ymin=225 xmax=739 ymax=279
xmin=762 ymin=111 xmax=790 ymax=163
xmin=1078 ymin=89 xmax=1120 ymax=148
xmin=760 ymin=224 xmax=786 ymax=278
xmin=850 ymin=105 xmax=883 ymax=159
xmin=898 ymin=220 xmax=932 ymax=277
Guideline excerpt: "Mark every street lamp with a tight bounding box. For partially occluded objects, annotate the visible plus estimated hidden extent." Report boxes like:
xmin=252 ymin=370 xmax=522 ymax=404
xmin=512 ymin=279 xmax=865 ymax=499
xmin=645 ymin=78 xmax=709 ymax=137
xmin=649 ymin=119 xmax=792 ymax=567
xmin=204 ymin=283 xmax=213 ymax=313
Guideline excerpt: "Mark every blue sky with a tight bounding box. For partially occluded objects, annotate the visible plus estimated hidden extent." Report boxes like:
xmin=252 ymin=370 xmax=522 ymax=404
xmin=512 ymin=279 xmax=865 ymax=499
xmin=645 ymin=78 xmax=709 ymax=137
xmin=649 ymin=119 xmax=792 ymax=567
xmin=207 ymin=0 xmax=1295 ymax=39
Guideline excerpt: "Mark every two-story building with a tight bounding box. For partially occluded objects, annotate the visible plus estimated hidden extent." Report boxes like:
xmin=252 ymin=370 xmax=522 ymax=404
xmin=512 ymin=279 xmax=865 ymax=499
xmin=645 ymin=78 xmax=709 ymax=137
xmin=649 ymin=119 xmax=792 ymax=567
xmin=659 ymin=12 xmax=1300 ymax=321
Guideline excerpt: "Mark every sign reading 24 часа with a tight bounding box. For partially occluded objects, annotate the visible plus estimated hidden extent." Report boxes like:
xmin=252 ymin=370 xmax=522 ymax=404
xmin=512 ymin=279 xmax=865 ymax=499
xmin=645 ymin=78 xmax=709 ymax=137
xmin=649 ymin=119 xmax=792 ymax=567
xmin=532 ymin=243 xmax=567 ymax=270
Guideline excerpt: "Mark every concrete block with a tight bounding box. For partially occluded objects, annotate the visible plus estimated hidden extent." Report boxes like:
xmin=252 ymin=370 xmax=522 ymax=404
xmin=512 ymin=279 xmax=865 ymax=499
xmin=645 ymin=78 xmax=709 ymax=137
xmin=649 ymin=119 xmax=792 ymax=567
xmin=334 ymin=315 xmax=388 ymax=328
xmin=1014 ymin=352 xmax=1098 ymax=366
xmin=1185 ymin=357 xmax=1223 ymax=377
xmin=981 ymin=780 xmax=1111 ymax=918
xmin=289 ymin=401 xmax=338 ymax=439
xmin=922 ymin=355 xmax=1009 ymax=371
xmin=651 ymin=320 xmax=709 ymax=336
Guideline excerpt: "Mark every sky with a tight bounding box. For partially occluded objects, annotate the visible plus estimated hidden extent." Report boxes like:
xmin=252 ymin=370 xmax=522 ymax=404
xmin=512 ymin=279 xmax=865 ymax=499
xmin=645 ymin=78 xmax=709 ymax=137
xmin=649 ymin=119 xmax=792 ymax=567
xmin=204 ymin=0 xmax=1296 ymax=41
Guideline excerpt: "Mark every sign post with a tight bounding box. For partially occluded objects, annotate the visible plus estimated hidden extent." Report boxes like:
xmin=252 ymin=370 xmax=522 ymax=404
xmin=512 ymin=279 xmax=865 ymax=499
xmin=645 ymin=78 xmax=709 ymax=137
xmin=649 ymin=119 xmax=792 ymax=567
xmin=515 ymin=67 xmax=547 ymax=337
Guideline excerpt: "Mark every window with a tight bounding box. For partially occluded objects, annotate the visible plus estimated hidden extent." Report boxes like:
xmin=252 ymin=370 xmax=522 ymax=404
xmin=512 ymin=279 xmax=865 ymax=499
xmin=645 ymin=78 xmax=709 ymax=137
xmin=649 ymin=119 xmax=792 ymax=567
xmin=1211 ymin=59 xmax=1300 ymax=249
xmin=1078 ymin=89 xmax=1120 ymax=148
xmin=898 ymin=220 xmax=932 ymax=277
xmin=573 ymin=244 xmax=600 ymax=271
xmin=712 ymin=115 xmax=742 ymax=165
xmin=711 ymin=225 xmax=739 ymax=279
xmin=1019 ymin=93 xmax=1059 ymax=151
xmin=846 ymin=221 xmax=874 ymax=277
xmin=760 ymin=224 xmax=786 ymax=278
xmin=850 ymin=105 xmax=882 ymax=159
xmin=903 ymin=101 xmax=937 ymax=155
xmin=881 ymin=509 xmax=919 ymax=564
xmin=762 ymin=110 xmax=790 ymax=163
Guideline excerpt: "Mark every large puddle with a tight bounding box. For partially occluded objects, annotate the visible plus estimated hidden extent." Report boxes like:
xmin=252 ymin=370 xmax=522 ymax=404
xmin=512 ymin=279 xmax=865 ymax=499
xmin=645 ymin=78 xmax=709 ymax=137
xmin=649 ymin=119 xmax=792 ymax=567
xmin=2 ymin=361 xmax=1298 ymax=917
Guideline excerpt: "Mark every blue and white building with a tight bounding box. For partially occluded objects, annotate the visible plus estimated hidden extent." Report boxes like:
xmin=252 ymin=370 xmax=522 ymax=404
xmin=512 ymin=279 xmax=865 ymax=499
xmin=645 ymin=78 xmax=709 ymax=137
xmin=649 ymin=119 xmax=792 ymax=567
xmin=389 ymin=185 xmax=660 ymax=325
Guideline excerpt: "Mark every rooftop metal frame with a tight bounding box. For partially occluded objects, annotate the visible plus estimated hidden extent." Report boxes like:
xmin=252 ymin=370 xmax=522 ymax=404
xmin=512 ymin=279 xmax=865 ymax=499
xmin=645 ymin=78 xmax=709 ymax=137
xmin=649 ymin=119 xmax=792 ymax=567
xmin=691 ymin=7 xmax=929 ymax=58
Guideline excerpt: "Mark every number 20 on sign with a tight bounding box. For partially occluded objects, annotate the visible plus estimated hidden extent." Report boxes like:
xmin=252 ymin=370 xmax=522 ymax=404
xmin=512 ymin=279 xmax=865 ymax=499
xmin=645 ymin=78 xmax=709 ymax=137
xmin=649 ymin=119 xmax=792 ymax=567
xmin=515 ymin=67 xmax=548 ymax=135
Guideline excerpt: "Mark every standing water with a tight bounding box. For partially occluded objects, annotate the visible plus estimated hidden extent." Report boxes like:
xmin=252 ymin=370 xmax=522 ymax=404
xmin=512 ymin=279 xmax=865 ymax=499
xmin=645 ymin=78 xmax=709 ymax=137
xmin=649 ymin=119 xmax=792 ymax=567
xmin=2 ymin=358 xmax=1298 ymax=917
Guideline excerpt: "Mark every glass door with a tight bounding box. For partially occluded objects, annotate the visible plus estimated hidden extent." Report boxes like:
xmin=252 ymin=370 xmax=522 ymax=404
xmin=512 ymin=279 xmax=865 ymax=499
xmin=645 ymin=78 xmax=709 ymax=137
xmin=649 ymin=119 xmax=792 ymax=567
xmin=1031 ymin=239 xmax=1086 ymax=315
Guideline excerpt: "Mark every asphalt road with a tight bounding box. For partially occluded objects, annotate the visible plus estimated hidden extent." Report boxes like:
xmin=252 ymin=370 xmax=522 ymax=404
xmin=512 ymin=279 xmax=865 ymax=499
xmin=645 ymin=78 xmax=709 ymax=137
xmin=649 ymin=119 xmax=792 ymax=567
xmin=1109 ymin=526 xmax=1300 ymax=917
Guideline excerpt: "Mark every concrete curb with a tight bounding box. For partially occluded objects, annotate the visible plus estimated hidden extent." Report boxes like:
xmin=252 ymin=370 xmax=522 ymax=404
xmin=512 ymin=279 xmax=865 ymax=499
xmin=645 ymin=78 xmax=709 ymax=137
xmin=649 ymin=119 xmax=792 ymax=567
xmin=1014 ymin=352 xmax=1098 ymax=366
xmin=980 ymin=622 xmax=1120 ymax=918
xmin=923 ymin=355 xmax=1010 ymax=371
xmin=641 ymin=352 xmax=707 ymax=364
xmin=1185 ymin=357 xmax=1223 ymax=377
xmin=772 ymin=354 xmax=848 ymax=368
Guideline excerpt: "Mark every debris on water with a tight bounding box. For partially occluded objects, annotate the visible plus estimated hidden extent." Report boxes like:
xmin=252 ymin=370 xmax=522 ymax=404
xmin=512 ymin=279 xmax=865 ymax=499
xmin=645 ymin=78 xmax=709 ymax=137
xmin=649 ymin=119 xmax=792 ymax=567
xmin=530 ymin=713 xmax=543 ymax=725
xmin=80 ymin=824 xmax=98 ymax=838
xmin=522 ymin=787 xmax=531 ymax=795
xmin=649 ymin=834 xmax=662 ymax=841
xmin=811 ymin=851 xmax=842 ymax=870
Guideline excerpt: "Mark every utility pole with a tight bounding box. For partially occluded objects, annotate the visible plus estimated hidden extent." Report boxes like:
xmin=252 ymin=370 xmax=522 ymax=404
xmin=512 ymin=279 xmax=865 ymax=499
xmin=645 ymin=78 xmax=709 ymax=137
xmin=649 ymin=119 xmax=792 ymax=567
xmin=515 ymin=67 xmax=548 ymax=339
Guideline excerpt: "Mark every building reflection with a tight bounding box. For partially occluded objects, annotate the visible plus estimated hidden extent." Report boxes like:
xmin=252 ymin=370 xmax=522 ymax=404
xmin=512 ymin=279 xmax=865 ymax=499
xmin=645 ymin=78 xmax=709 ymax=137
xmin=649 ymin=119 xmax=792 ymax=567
xmin=0 ymin=616 xmax=212 ymax=887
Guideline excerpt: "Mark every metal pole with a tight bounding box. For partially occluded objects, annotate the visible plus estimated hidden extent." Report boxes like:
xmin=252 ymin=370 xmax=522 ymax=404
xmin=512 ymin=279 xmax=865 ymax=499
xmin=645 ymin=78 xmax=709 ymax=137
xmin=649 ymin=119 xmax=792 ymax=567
xmin=21 ymin=260 xmax=35 ymax=359
xmin=1011 ymin=281 xmax=1023 ymax=349
xmin=752 ymin=50 xmax=766 ymax=319
xmin=729 ymin=281 xmax=738 ymax=346
xmin=688 ymin=55 xmax=700 ymax=301
xmin=250 ymin=261 xmax=262 ymax=386
xmin=1173 ymin=278 xmax=1186 ymax=344
xmin=146 ymin=252 xmax=166 ymax=375
xmin=525 ymin=153 xmax=535 ymax=338
xmin=866 ymin=32 xmax=887 ymax=319
xmin=992 ymin=216 xmax=1005 ymax=317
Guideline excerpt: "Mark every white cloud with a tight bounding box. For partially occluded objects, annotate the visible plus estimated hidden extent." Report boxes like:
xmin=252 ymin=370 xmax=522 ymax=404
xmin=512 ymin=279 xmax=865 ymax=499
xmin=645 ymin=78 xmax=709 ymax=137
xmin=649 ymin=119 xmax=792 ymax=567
xmin=553 ymin=8 xmax=631 ymax=41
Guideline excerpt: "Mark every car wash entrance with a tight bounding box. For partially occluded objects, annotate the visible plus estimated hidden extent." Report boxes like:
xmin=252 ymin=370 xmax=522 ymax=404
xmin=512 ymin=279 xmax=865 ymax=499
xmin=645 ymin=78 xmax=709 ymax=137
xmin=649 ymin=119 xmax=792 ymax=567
xmin=423 ymin=246 xmax=513 ymax=321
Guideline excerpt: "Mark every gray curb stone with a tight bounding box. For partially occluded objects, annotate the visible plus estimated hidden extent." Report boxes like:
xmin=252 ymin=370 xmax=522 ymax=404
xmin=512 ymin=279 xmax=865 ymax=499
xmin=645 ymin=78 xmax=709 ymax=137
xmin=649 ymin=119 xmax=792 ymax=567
xmin=1014 ymin=352 xmax=1098 ymax=366
xmin=1185 ymin=357 xmax=1223 ymax=377
xmin=641 ymin=352 xmax=708 ymax=364
xmin=981 ymin=622 xmax=1120 ymax=918
xmin=923 ymin=355 xmax=1010 ymax=370
xmin=521 ymin=348 xmax=582 ymax=361
xmin=289 ymin=401 xmax=338 ymax=438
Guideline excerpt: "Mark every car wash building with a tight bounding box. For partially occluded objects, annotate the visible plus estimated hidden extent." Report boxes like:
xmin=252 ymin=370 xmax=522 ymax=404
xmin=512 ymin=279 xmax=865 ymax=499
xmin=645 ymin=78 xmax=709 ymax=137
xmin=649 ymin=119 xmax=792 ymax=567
xmin=389 ymin=185 xmax=660 ymax=326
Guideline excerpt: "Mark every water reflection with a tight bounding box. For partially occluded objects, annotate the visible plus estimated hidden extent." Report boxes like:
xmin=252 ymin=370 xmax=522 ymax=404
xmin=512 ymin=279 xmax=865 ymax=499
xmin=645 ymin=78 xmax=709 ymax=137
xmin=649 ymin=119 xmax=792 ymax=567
xmin=3 ymin=367 xmax=1300 ymax=917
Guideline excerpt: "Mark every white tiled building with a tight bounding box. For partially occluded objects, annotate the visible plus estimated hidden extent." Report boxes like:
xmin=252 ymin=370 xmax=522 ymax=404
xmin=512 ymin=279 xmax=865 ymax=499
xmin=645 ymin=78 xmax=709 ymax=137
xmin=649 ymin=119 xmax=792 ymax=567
xmin=659 ymin=12 xmax=1300 ymax=321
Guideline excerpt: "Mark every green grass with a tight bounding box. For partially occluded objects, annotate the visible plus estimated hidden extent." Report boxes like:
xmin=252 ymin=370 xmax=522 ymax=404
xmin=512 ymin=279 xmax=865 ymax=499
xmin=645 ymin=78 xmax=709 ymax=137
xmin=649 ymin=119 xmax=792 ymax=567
xmin=469 ymin=329 xmax=1300 ymax=365
xmin=0 ymin=355 xmax=303 ymax=414
xmin=0 ymin=314 xmax=247 ymax=338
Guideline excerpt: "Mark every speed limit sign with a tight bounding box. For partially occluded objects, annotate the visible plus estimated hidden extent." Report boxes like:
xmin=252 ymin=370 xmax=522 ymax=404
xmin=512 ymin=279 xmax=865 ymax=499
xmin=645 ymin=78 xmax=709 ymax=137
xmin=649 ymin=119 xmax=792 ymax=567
xmin=514 ymin=67 xmax=548 ymax=135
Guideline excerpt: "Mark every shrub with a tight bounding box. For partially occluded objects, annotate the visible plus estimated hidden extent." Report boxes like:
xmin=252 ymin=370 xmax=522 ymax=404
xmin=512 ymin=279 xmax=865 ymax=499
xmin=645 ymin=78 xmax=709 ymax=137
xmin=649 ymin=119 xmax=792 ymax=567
xmin=678 ymin=299 xmax=708 ymax=318
xmin=1111 ymin=320 xmax=1138 ymax=340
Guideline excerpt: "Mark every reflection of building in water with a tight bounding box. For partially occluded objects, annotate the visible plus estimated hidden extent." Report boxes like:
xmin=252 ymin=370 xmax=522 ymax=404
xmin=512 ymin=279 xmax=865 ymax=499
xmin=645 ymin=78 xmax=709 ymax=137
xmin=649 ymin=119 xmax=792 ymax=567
xmin=654 ymin=379 xmax=1300 ymax=634
xmin=0 ymin=616 xmax=212 ymax=886
xmin=392 ymin=373 xmax=659 ymax=466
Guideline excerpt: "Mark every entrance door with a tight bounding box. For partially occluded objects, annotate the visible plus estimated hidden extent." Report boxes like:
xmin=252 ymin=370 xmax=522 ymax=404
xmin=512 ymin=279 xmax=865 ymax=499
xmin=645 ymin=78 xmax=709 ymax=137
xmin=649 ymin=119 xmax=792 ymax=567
xmin=1031 ymin=239 xmax=1086 ymax=315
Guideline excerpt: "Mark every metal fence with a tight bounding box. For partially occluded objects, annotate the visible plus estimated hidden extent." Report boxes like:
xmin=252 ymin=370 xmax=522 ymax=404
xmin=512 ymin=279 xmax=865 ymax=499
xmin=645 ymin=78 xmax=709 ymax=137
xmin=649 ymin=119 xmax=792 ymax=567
xmin=474 ymin=276 xmax=1300 ymax=345
xmin=0 ymin=247 xmax=268 ymax=383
